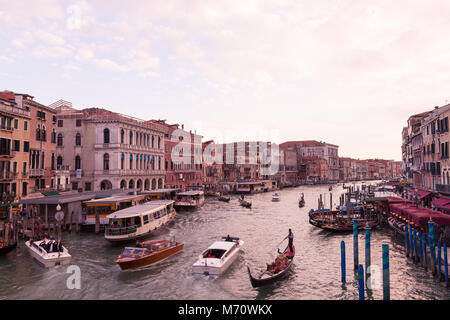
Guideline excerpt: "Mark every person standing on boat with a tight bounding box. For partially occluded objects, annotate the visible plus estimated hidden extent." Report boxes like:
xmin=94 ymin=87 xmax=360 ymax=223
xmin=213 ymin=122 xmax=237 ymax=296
xmin=283 ymin=229 xmax=294 ymax=254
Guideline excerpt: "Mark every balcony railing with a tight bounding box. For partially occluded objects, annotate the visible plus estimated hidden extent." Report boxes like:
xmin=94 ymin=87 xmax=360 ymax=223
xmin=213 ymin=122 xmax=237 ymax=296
xmin=30 ymin=168 xmax=44 ymax=176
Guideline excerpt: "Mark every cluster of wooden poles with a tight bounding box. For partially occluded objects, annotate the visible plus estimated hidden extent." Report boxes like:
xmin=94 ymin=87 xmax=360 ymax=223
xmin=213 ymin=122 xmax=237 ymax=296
xmin=340 ymin=218 xmax=450 ymax=300
xmin=404 ymin=219 xmax=449 ymax=285
xmin=340 ymin=218 xmax=390 ymax=300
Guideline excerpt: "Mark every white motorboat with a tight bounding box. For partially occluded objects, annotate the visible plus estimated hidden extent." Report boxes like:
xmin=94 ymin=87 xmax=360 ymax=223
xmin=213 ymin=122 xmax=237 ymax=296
xmin=192 ymin=236 xmax=244 ymax=275
xmin=272 ymin=193 xmax=280 ymax=202
xmin=25 ymin=239 xmax=71 ymax=267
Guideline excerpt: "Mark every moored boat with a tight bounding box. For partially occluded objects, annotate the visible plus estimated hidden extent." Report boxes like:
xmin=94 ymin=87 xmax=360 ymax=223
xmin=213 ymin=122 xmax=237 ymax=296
xmin=247 ymin=245 xmax=295 ymax=288
xmin=272 ymin=193 xmax=280 ymax=202
xmin=25 ymin=239 xmax=71 ymax=267
xmin=192 ymin=236 xmax=244 ymax=275
xmin=0 ymin=242 xmax=17 ymax=256
xmin=105 ymin=200 xmax=176 ymax=242
xmin=114 ymin=239 xmax=184 ymax=270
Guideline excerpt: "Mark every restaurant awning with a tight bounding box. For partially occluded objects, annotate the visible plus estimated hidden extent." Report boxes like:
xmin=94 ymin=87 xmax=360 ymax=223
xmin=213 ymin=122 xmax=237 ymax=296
xmin=408 ymin=189 xmax=432 ymax=200
xmin=432 ymin=197 xmax=450 ymax=211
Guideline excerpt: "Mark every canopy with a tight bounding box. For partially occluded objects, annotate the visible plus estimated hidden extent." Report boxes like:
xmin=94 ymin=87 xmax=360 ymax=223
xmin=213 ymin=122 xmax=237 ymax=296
xmin=408 ymin=189 xmax=431 ymax=200
xmin=432 ymin=197 xmax=450 ymax=212
xmin=389 ymin=202 xmax=450 ymax=227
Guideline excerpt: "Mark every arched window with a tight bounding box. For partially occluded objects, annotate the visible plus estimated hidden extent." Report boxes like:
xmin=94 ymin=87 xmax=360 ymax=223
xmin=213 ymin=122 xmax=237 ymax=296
xmin=75 ymin=155 xmax=81 ymax=170
xmin=103 ymin=128 xmax=110 ymax=143
xmin=57 ymin=133 xmax=63 ymax=146
xmin=51 ymin=129 xmax=56 ymax=144
xmin=75 ymin=133 xmax=81 ymax=146
xmin=103 ymin=153 xmax=109 ymax=170
xmin=121 ymin=153 xmax=124 ymax=170
xmin=120 ymin=129 xmax=125 ymax=144
xmin=158 ymin=136 xmax=161 ymax=149
xmin=130 ymin=131 xmax=133 ymax=145
xmin=152 ymin=136 xmax=154 ymax=148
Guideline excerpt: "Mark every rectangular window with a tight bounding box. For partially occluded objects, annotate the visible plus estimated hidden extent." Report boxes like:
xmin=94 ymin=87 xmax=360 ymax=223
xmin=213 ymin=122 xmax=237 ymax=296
xmin=85 ymin=182 xmax=92 ymax=191
xmin=143 ymin=215 xmax=149 ymax=224
xmin=57 ymin=120 xmax=63 ymax=127
xmin=76 ymin=119 xmax=82 ymax=127
xmin=22 ymin=182 xmax=27 ymax=196
xmin=14 ymin=119 xmax=18 ymax=129
xmin=431 ymin=122 xmax=436 ymax=134
xmin=52 ymin=115 xmax=57 ymax=123
xmin=23 ymin=141 xmax=29 ymax=152
xmin=23 ymin=162 xmax=27 ymax=174
xmin=24 ymin=121 xmax=28 ymax=131
xmin=72 ymin=182 xmax=78 ymax=190
xmin=13 ymin=140 xmax=20 ymax=151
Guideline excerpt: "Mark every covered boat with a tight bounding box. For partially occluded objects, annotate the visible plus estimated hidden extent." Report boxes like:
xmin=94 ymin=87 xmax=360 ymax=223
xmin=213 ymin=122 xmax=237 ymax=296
xmin=115 ymin=239 xmax=184 ymax=271
xmin=247 ymin=245 xmax=295 ymax=288
xmin=192 ymin=236 xmax=244 ymax=275
xmin=25 ymin=239 xmax=71 ymax=267
xmin=104 ymin=200 xmax=176 ymax=242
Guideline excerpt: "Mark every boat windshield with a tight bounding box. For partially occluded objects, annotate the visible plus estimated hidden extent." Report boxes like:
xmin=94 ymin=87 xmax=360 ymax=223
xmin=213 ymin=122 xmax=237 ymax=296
xmin=202 ymin=249 xmax=227 ymax=259
xmin=123 ymin=248 xmax=147 ymax=255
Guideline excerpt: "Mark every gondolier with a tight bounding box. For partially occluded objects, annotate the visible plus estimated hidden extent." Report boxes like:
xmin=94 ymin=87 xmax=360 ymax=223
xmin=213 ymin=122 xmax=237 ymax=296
xmin=283 ymin=229 xmax=294 ymax=254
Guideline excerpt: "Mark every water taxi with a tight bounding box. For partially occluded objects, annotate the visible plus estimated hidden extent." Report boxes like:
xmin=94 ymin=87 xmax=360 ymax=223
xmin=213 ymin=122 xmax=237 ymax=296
xmin=114 ymin=239 xmax=184 ymax=270
xmin=174 ymin=191 xmax=205 ymax=209
xmin=25 ymin=239 xmax=71 ymax=267
xmin=104 ymin=200 xmax=176 ymax=242
xmin=192 ymin=236 xmax=244 ymax=275
xmin=272 ymin=193 xmax=280 ymax=202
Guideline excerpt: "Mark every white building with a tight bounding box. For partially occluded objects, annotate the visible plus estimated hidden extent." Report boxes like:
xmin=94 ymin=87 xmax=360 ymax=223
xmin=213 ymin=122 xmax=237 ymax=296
xmin=52 ymin=101 xmax=166 ymax=191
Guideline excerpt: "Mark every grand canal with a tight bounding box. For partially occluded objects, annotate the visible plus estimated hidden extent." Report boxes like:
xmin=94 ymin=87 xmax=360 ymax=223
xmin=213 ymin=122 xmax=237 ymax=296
xmin=1 ymin=183 xmax=449 ymax=300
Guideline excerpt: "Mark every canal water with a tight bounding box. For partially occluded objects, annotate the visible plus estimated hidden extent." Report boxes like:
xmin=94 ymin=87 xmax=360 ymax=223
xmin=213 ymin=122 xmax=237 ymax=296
xmin=1 ymin=183 xmax=449 ymax=300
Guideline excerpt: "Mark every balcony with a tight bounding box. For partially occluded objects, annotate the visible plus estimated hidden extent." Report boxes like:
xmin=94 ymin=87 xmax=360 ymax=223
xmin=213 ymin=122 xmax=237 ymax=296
xmin=29 ymin=168 xmax=44 ymax=177
xmin=0 ymin=150 xmax=15 ymax=158
xmin=0 ymin=171 xmax=14 ymax=180
xmin=436 ymin=184 xmax=450 ymax=195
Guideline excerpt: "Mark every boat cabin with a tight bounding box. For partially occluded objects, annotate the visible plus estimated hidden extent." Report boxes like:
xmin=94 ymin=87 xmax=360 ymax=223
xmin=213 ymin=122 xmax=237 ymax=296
xmin=104 ymin=200 xmax=175 ymax=241
xmin=174 ymin=191 xmax=205 ymax=207
xmin=201 ymin=241 xmax=237 ymax=259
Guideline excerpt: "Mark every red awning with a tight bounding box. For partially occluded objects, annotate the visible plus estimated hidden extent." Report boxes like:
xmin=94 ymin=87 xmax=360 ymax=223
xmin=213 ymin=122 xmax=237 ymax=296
xmin=386 ymin=197 xmax=413 ymax=204
xmin=408 ymin=189 xmax=431 ymax=200
xmin=432 ymin=197 xmax=450 ymax=210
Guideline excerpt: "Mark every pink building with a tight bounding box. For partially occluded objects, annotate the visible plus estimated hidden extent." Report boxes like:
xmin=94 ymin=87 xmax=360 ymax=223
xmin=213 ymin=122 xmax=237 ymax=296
xmin=148 ymin=120 xmax=203 ymax=191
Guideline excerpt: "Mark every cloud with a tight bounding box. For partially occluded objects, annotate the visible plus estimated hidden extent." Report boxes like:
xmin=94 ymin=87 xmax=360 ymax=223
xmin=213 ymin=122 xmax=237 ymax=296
xmin=138 ymin=71 xmax=160 ymax=79
xmin=93 ymin=58 xmax=129 ymax=72
xmin=0 ymin=55 xmax=14 ymax=64
xmin=32 ymin=46 xmax=71 ymax=58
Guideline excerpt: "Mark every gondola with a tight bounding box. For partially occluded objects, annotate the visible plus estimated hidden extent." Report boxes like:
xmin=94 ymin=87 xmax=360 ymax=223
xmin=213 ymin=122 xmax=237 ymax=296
xmin=239 ymin=198 xmax=252 ymax=208
xmin=247 ymin=245 xmax=295 ymax=288
xmin=218 ymin=196 xmax=231 ymax=202
xmin=320 ymin=219 xmax=380 ymax=233
xmin=0 ymin=242 xmax=17 ymax=256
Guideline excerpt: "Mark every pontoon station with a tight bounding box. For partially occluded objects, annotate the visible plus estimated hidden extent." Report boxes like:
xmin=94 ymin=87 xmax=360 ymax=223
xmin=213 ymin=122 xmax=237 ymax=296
xmin=104 ymin=200 xmax=176 ymax=242
xmin=82 ymin=193 xmax=147 ymax=232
